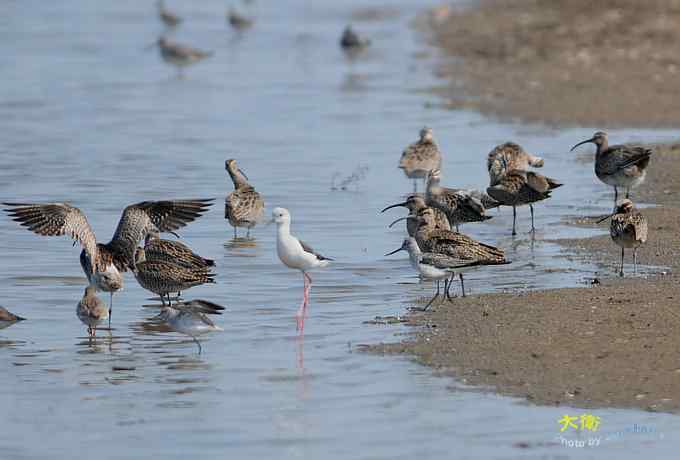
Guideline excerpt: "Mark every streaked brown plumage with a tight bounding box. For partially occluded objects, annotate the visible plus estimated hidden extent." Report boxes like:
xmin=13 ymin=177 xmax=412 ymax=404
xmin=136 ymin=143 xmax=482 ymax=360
xmin=2 ymin=199 xmax=213 ymax=323
xmin=399 ymin=127 xmax=442 ymax=192
xmin=571 ymin=131 xmax=652 ymax=208
xmin=486 ymin=170 xmax=562 ymax=235
xmin=381 ymin=194 xmax=450 ymax=237
xmin=76 ymin=286 xmax=109 ymax=337
xmin=157 ymin=0 xmax=182 ymax=27
xmin=0 ymin=306 xmax=25 ymax=330
xmin=607 ymin=199 xmax=648 ymax=277
xmin=225 ymin=159 xmax=264 ymax=238
xmin=425 ymin=168 xmax=498 ymax=231
xmin=487 ymin=142 xmax=544 ymax=186
xmin=144 ymin=231 xmax=214 ymax=271
xmin=133 ymin=248 xmax=216 ymax=306
xmin=412 ymin=208 xmax=510 ymax=296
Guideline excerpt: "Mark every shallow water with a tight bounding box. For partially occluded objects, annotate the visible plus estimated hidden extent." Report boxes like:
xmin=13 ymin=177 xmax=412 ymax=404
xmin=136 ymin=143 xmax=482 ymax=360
xmin=1 ymin=0 xmax=679 ymax=458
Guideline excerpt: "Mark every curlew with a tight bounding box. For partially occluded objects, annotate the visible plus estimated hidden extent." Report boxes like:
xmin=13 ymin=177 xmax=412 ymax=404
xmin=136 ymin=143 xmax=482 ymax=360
xmin=156 ymin=37 xmax=213 ymax=77
xmin=570 ymin=131 xmax=652 ymax=208
xmin=381 ymin=194 xmax=450 ymax=236
xmin=225 ymin=159 xmax=264 ymax=239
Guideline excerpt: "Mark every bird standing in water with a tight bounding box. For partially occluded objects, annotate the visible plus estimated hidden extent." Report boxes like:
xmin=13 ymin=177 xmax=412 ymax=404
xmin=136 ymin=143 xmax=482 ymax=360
xmin=272 ymin=208 xmax=332 ymax=333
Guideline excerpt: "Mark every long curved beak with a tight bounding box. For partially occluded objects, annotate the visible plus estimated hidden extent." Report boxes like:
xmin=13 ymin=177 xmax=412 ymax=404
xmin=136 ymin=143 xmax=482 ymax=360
xmin=381 ymin=202 xmax=407 ymax=213
xmin=570 ymin=138 xmax=594 ymax=152
xmin=238 ymin=168 xmax=249 ymax=181
xmin=596 ymin=212 xmax=615 ymax=224
xmin=388 ymin=216 xmax=415 ymax=228
xmin=384 ymin=246 xmax=405 ymax=257
xmin=169 ymin=231 xmax=180 ymax=239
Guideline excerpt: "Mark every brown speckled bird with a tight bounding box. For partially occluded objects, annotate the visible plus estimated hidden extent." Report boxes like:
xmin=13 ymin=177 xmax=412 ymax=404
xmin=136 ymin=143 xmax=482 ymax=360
xmin=486 ymin=170 xmax=562 ymax=235
xmin=76 ymin=285 xmax=109 ymax=337
xmin=133 ymin=248 xmax=216 ymax=306
xmin=571 ymin=131 xmax=652 ymax=208
xmin=412 ymin=208 xmax=510 ymax=296
xmin=228 ymin=7 xmax=254 ymax=29
xmin=381 ymin=194 xmax=450 ymax=237
xmin=399 ymin=127 xmax=442 ymax=192
xmin=144 ymin=230 xmax=214 ymax=271
xmin=0 ymin=306 xmax=25 ymax=330
xmin=599 ymin=199 xmax=648 ymax=277
xmin=225 ymin=159 xmax=264 ymax=238
xmin=157 ymin=37 xmax=213 ymax=77
xmin=425 ymin=168 xmax=498 ymax=231
xmin=487 ymin=142 xmax=544 ymax=186
xmin=3 ymin=199 xmax=213 ymax=324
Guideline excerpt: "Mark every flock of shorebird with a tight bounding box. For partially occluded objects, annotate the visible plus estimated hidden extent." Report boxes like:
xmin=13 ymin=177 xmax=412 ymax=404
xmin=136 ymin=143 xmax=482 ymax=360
xmin=0 ymin=129 xmax=653 ymax=351
xmin=152 ymin=1 xmax=371 ymax=77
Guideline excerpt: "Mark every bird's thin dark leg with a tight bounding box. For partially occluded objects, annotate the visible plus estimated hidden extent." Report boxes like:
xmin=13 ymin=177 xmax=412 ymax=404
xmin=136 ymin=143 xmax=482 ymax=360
xmin=233 ymin=227 xmax=237 ymax=239
xmin=512 ymin=206 xmax=517 ymax=236
xmin=614 ymin=187 xmax=618 ymax=209
xmin=529 ymin=204 xmax=536 ymax=234
xmin=247 ymin=227 xmax=251 ymax=238
xmin=109 ymin=292 xmax=113 ymax=328
xmin=192 ymin=335 xmax=202 ymax=354
xmin=459 ymin=273 xmax=466 ymax=297
xmin=413 ymin=179 xmax=417 ymax=194
xmin=633 ymin=247 xmax=638 ymax=274
xmin=423 ymin=280 xmax=440 ymax=311
xmin=625 ymin=188 xmax=630 ymax=199
xmin=619 ymin=247 xmax=625 ymax=277
xmin=445 ymin=273 xmax=456 ymax=301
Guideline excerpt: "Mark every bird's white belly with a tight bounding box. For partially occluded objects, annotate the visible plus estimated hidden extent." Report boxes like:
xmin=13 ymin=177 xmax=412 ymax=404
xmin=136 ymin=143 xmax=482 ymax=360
xmin=418 ymin=263 xmax=449 ymax=280
xmin=599 ymin=169 xmax=646 ymax=189
xmin=277 ymin=240 xmax=317 ymax=271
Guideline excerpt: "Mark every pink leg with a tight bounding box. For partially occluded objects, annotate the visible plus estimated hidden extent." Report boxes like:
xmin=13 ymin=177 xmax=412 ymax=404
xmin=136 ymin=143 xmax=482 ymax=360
xmin=296 ymin=274 xmax=309 ymax=332
xmin=303 ymin=273 xmax=312 ymax=318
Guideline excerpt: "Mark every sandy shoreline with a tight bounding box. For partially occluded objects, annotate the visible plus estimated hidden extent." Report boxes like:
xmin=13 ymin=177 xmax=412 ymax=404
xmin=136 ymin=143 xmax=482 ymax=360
xmin=422 ymin=0 xmax=680 ymax=127
xmin=367 ymin=2 xmax=680 ymax=412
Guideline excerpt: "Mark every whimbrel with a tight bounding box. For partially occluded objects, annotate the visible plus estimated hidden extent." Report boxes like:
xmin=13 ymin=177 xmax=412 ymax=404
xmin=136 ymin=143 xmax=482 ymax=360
xmin=76 ymin=286 xmax=109 ymax=338
xmin=272 ymin=207 xmax=332 ymax=333
xmin=225 ymin=159 xmax=264 ymax=238
xmin=227 ymin=7 xmax=253 ymax=29
xmin=409 ymin=208 xmax=510 ymax=296
xmin=399 ymin=127 xmax=442 ymax=192
xmin=157 ymin=299 xmax=224 ymax=354
xmin=132 ymin=248 xmax=216 ymax=306
xmin=487 ymin=142 xmax=544 ymax=186
xmin=486 ymin=170 xmax=562 ymax=235
xmin=3 ymin=199 xmax=214 ymax=324
xmin=0 ymin=306 xmax=25 ymax=330
xmin=570 ymin=131 xmax=652 ymax=208
xmin=598 ymin=199 xmax=648 ymax=277
xmin=340 ymin=25 xmax=370 ymax=50
xmin=157 ymin=0 xmax=182 ymax=27
xmin=385 ymin=237 xmax=459 ymax=310
xmin=381 ymin=194 xmax=450 ymax=236
xmin=156 ymin=37 xmax=213 ymax=77
xmin=425 ymin=168 xmax=498 ymax=231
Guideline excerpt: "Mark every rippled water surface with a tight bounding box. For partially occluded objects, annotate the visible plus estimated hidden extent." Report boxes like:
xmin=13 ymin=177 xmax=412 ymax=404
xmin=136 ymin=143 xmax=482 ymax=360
xmin=1 ymin=1 xmax=679 ymax=458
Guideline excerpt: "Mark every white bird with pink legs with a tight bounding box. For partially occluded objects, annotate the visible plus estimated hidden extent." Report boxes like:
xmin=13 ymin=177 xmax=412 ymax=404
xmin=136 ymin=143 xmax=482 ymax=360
xmin=271 ymin=207 xmax=332 ymax=333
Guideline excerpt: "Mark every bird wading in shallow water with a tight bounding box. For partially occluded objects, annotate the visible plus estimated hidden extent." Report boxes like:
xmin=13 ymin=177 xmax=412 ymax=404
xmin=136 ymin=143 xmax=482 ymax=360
xmin=399 ymin=127 xmax=442 ymax=193
xmin=0 ymin=306 xmax=25 ymax=330
xmin=76 ymin=285 xmax=109 ymax=338
xmin=571 ymin=131 xmax=652 ymax=209
xmin=157 ymin=299 xmax=224 ymax=354
xmin=597 ymin=199 xmax=648 ymax=277
xmin=225 ymin=159 xmax=264 ymax=239
xmin=272 ymin=208 xmax=332 ymax=333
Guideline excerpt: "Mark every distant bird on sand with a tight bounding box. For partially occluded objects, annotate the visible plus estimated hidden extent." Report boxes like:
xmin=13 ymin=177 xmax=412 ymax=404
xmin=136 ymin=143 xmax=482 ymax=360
xmin=0 ymin=306 xmax=25 ymax=330
xmin=157 ymin=299 xmax=224 ymax=354
xmin=571 ymin=131 xmax=652 ymax=208
xmin=399 ymin=127 xmax=442 ymax=192
xmin=77 ymin=286 xmax=109 ymax=338
xmin=598 ymin=199 xmax=648 ymax=277
xmin=225 ymin=159 xmax=264 ymax=238
xmin=340 ymin=25 xmax=370 ymax=50
xmin=157 ymin=0 xmax=182 ymax=27
xmin=272 ymin=208 xmax=332 ymax=333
